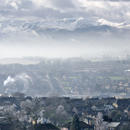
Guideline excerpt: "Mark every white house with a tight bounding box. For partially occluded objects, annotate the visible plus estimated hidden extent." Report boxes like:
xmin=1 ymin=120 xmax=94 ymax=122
xmin=104 ymin=101 xmax=114 ymax=111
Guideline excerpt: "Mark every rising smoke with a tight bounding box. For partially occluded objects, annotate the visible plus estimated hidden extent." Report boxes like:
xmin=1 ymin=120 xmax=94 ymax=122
xmin=3 ymin=73 xmax=32 ymax=93
xmin=4 ymin=76 xmax=15 ymax=86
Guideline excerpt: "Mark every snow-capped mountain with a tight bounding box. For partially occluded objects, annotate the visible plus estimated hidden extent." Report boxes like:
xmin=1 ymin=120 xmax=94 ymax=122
xmin=0 ymin=18 xmax=130 ymax=35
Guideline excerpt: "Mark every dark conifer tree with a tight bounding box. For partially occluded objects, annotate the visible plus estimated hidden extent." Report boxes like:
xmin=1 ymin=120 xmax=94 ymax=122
xmin=70 ymin=115 xmax=80 ymax=130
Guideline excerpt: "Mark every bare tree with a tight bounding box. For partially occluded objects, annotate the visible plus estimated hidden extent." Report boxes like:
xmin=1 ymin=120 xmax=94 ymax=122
xmin=20 ymin=98 xmax=41 ymax=124
xmin=94 ymin=112 xmax=106 ymax=130
xmin=55 ymin=105 xmax=70 ymax=125
xmin=44 ymin=104 xmax=70 ymax=126
xmin=4 ymin=108 xmax=28 ymax=130
xmin=4 ymin=98 xmax=42 ymax=130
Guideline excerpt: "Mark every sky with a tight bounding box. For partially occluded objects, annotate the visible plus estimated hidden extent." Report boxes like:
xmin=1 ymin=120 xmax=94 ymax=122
xmin=0 ymin=0 xmax=130 ymax=58
xmin=0 ymin=0 xmax=130 ymax=22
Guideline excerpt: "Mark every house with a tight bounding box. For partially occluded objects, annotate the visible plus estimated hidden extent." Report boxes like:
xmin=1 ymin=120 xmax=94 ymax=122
xmin=37 ymin=117 xmax=49 ymax=124
xmin=124 ymin=106 xmax=130 ymax=120
xmin=91 ymin=105 xmax=98 ymax=111
xmin=106 ymin=122 xmax=122 ymax=130
xmin=32 ymin=123 xmax=60 ymax=130
xmin=86 ymin=107 xmax=95 ymax=116
xmin=0 ymin=97 xmax=18 ymax=110
xmin=101 ymin=97 xmax=116 ymax=104
xmin=61 ymin=121 xmax=93 ymax=130
xmin=84 ymin=117 xmax=93 ymax=125
xmin=0 ymin=124 xmax=12 ymax=130
xmin=114 ymin=98 xmax=130 ymax=109
xmin=0 ymin=111 xmax=4 ymax=117
xmin=91 ymin=105 xmax=104 ymax=111
xmin=72 ymin=106 xmax=87 ymax=116
xmin=0 ymin=97 xmax=17 ymax=105
xmin=23 ymin=96 xmax=33 ymax=101
xmin=104 ymin=101 xmax=114 ymax=111
xmin=70 ymin=98 xmax=84 ymax=107
xmin=87 ymin=98 xmax=101 ymax=105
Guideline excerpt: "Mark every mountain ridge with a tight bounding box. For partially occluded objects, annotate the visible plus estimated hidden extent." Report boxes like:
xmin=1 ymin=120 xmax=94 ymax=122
xmin=0 ymin=18 xmax=130 ymax=35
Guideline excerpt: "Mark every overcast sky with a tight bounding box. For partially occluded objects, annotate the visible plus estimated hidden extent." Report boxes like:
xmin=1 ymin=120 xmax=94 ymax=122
xmin=0 ymin=0 xmax=130 ymax=23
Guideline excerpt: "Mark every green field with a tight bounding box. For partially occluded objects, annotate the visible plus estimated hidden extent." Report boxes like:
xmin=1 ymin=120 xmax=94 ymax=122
xmin=62 ymin=82 xmax=68 ymax=84
xmin=109 ymin=77 xmax=124 ymax=80
xmin=98 ymin=77 xmax=124 ymax=80
xmin=64 ymin=87 xmax=71 ymax=90
xmin=69 ymin=77 xmax=82 ymax=79
xmin=90 ymin=58 xmax=102 ymax=62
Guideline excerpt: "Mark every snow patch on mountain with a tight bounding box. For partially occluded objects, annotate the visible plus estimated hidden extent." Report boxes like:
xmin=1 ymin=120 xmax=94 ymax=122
xmin=37 ymin=17 xmax=98 ymax=30
xmin=0 ymin=18 xmax=130 ymax=35
xmin=98 ymin=19 xmax=130 ymax=29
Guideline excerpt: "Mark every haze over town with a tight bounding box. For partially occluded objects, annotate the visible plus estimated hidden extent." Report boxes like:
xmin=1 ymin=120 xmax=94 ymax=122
xmin=0 ymin=1 xmax=130 ymax=130
xmin=0 ymin=0 xmax=130 ymax=97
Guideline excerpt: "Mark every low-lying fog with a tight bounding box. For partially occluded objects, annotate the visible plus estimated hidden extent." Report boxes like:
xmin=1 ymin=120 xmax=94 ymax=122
xmin=0 ymin=32 xmax=130 ymax=59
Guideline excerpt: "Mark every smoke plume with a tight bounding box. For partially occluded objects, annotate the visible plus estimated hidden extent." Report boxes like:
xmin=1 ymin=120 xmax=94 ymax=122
xmin=3 ymin=73 xmax=32 ymax=93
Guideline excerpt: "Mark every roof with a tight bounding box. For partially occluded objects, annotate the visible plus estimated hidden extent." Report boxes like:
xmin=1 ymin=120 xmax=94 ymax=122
xmin=88 ymin=98 xmax=100 ymax=102
xmin=38 ymin=97 xmax=47 ymax=101
xmin=0 ymin=97 xmax=17 ymax=103
xmin=62 ymin=121 xmax=93 ymax=128
xmin=0 ymin=124 xmax=12 ymax=130
xmin=88 ymin=97 xmax=99 ymax=100
xmin=75 ymin=106 xmax=85 ymax=111
xmin=23 ymin=96 xmax=33 ymax=101
xmin=102 ymin=97 xmax=116 ymax=103
xmin=127 ymin=106 xmax=130 ymax=111
xmin=33 ymin=124 xmax=60 ymax=130
xmin=105 ymin=101 xmax=112 ymax=105
xmin=70 ymin=98 xmax=83 ymax=102
xmin=106 ymin=122 xmax=120 ymax=128
xmin=116 ymin=98 xmax=130 ymax=106
xmin=102 ymin=97 xmax=116 ymax=100
xmin=85 ymin=117 xmax=93 ymax=121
